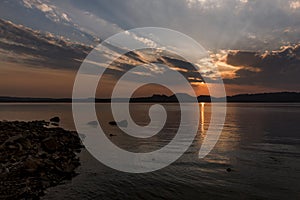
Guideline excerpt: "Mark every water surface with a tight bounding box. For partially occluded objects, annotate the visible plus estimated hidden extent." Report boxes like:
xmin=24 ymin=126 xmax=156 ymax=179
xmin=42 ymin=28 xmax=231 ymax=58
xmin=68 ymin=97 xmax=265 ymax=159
xmin=0 ymin=103 xmax=299 ymax=199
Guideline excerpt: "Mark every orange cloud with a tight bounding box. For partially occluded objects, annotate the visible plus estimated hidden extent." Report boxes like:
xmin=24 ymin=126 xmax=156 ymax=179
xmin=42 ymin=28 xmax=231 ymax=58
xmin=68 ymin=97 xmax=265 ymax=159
xmin=210 ymin=50 xmax=261 ymax=80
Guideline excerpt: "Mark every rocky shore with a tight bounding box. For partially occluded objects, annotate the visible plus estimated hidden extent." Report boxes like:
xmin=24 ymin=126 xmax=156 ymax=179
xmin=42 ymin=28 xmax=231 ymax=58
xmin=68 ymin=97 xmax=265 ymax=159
xmin=0 ymin=120 xmax=84 ymax=199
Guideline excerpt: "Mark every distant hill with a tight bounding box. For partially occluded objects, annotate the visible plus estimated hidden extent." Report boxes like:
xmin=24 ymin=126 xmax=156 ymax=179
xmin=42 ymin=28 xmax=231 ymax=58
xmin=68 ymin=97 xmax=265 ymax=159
xmin=0 ymin=97 xmax=72 ymax=103
xmin=1 ymin=92 xmax=300 ymax=103
xmin=226 ymin=92 xmax=300 ymax=102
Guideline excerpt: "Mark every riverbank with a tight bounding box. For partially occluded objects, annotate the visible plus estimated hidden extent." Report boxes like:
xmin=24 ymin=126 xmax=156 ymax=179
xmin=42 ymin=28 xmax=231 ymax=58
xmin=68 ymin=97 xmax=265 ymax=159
xmin=0 ymin=120 xmax=83 ymax=199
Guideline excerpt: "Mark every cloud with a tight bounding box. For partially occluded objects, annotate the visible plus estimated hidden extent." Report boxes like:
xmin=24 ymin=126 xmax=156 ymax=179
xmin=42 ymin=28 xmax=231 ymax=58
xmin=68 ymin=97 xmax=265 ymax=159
xmin=218 ymin=44 xmax=300 ymax=91
xmin=0 ymin=18 xmax=90 ymax=70
xmin=5 ymin=17 xmax=298 ymax=95
xmin=22 ymin=0 xmax=62 ymax=22
xmin=1 ymin=0 xmax=300 ymax=51
xmin=0 ymin=18 xmax=209 ymax=85
xmin=36 ymin=3 xmax=52 ymax=12
xmin=290 ymin=1 xmax=300 ymax=10
xmin=1 ymin=10 xmax=299 ymax=97
xmin=61 ymin=13 xmax=71 ymax=22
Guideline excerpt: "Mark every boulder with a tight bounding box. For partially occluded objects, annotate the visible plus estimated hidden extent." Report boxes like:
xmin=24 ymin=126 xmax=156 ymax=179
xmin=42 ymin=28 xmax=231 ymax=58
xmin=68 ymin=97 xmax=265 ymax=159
xmin=0 ymin=120 xmax=83 ymax=199
xmin=23 ymin=157 xmax=41 ymax=173
xmin=109 ymin=120 xmax=128 ymax=128
xmin=17 ymin=138 xmax=32 ymax=150
xmin=109 ymin=121 xmax=117 ymax=126
xmin=42 ymin=137 xmax=60 ymax=152
xmin=87 ymin=120 xmax=98 ymax=127
xmin=50 ymin=117 xmax=60 ymax=123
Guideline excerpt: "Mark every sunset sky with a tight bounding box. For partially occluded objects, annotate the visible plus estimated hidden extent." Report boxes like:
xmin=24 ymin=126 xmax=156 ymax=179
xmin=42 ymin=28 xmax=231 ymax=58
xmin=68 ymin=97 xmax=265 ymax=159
xmin=0 ymin=0 xmax=299 ymax=98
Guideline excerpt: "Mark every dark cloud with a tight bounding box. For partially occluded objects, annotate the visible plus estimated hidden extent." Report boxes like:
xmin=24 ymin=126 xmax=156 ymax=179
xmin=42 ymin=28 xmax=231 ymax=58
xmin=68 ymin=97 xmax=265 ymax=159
xmin=223 ymin=44 xmax=300 ymax=90
xmin=58 ymin=0 xmax=300 ymax=50
xmin=0 ymin=0 xmax=100 ymax=44
xmin=1 ymin=0 xmax=300 ymax=50
xmin=0 ymin=19 xmax=207 ymax=85
xmin=0 ymin=18 xmax=91 ymax=69
xmin=2 ymin=17 xmax=298 ymax=94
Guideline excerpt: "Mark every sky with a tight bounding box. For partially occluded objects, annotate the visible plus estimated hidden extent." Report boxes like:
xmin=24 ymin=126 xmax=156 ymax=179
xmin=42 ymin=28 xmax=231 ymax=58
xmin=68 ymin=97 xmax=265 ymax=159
xmin=0 ymin=0 xmax=299 ymax=97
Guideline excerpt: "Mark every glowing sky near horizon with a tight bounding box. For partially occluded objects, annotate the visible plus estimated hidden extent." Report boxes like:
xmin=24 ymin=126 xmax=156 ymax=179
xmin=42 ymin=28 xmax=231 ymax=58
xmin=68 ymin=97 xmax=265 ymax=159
xmin=0 ymin=0 xmax=299 ymax=97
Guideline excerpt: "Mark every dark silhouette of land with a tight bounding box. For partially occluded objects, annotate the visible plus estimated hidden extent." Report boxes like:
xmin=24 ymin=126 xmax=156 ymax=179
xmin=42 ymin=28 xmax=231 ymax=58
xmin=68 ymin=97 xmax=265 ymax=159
xmin=0 ymin=92 xmax=300 ymax=103
xmin=225 ymin=92 xmax=300 ymax=102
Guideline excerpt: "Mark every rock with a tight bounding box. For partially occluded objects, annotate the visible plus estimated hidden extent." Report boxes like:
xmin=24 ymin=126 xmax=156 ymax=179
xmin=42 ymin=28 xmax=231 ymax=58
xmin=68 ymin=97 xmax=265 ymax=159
xmin=270 ymin=156 xmax=279 ymax=162
xmin=23 ymin=157 xmax=41 ymax=173
xmin=87 ymin=121 xmax=98 ymax=127
xmin=42 ymin=137 xmax=59 ymax=152
xmin=16 ymin=143 xmax=23 ymax=151
xmin=57 ymin=161 xmax=77 ymax=174
xmin=109 ymin=121 xmax=117 ymax=126
xmin=1 ymin=166 xmax=10 ymax=173
xmin=17 ymin=138 xmax=32 ymax=150
xmin=51 ymin=122 xmax=59 ymax=126
xmin=109 ymin=134 xmax=116 ymax=137
xmin=8 ymin=144 xmax=18 ymax=150
xmin=118 ymin=120 xmax=128 ymax=128
xmin=50 ymin=117 xmax=60 ymax=123
xmin=78 ymin=133 xmax=86 ymax=140
xmin=109 ymin=120 xmax=128 ymax=128
xmin=0 ymin=120 xmax=83 ymax=199
xmin=2 ymin=134 xmax=23 ymax=146
xmin=226 ymin=168 xmax=232 ymax=172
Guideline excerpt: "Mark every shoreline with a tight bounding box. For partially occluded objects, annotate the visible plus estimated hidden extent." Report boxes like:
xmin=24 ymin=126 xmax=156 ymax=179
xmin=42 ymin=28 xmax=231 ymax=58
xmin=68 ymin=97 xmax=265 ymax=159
xmin=0 ymin=120 xmax=83 ymax=199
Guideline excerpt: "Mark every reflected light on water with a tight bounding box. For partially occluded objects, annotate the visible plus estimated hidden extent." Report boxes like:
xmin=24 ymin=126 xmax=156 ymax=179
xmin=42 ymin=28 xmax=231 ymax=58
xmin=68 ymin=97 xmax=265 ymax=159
xmin=200 ymin=102 xmax=205 ymax=134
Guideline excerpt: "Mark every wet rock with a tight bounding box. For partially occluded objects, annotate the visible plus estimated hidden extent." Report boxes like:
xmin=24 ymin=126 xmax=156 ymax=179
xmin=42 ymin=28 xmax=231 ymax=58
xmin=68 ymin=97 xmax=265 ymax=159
xmin=7 ymin=144 xmax=18 ymax=150
xmin=109 ymin=120 xmax=128 ymax=128
xmin=56 ymin=161 xmax=78 ymax=174
xmin=23 ymin=156 xmax=41 ymax=173
xmin=51 ymin=122 xmax=59 ymax=126
xmin=270 ymin=156 xmax=279 ymax=162
xmin=42 ymin=137 xmax=60 ymax=152
xmin=16 ymin=138 xmax=32 ymax=150
xmin=109 ymin=121 xmax=117 ymax=126
xmin=118 ymin=120 xmax=128 ymax=128
xmin=2 ymin=134 xmax=23 ymax=146
xmin=87 ymin=120 xmax=98 ymax=127
xmin=50 ymin=117 xmax=60 ymax=123
xmin=0 ymin=120 xmax=83 ymax=199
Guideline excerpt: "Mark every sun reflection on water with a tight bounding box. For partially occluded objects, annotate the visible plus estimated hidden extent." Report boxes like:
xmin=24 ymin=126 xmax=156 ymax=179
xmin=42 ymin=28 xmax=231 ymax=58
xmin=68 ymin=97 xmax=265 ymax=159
xmin=200 ymin=102 xmax=205 ymax=134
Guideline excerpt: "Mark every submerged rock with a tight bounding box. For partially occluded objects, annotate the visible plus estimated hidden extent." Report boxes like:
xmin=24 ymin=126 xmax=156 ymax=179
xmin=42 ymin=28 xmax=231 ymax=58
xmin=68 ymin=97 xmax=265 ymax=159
xmin=23 ymin=156 xmax=41 ymax=173
xmin=108 ymin=120 xmax=128 ymax=128
xmin=50 ymin=117 xmax=60 ymax=123
xmin=42 ymin=137 xmax=60 ymax=152
xmin=87 ymin=121 xmax=98 ymax=127
xmin=108 ymin=121 xmax=117 ymax=126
